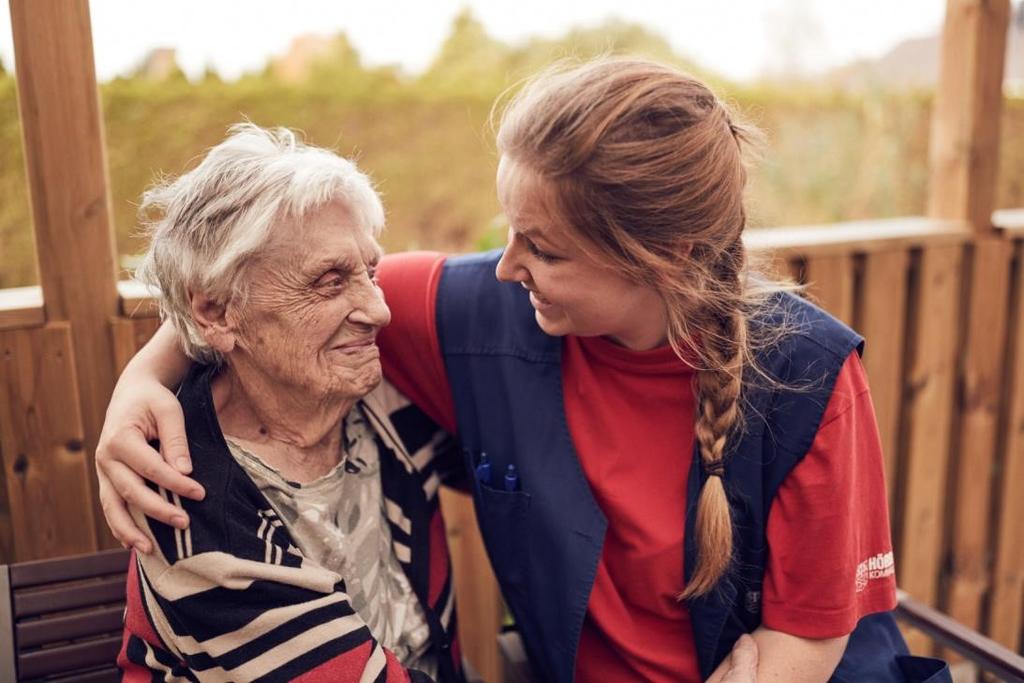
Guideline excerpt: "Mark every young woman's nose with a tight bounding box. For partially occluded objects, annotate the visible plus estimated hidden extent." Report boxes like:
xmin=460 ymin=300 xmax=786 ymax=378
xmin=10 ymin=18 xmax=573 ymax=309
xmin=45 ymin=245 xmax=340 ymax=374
xmin=495 ymin=233 xmax=529 ymax=284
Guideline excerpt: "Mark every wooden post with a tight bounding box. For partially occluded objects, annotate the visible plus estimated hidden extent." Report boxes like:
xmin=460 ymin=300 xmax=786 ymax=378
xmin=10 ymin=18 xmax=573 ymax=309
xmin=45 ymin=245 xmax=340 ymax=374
xmin=927 ymin=0 xmax=1009 ymax=233
xmin=803 ymin=254 xmax=855 ymax=326
xmin=0 ymin=324 xmax=97 ymax=560
xmin=440 ymin=490 xmax=504 ymax=683
xmin=896 ymin=245 xmax=963 ymax=654
xmin=9 ymin=0 xmax=120 ymax=551
xmin=925 ymin=0 xmax=1011 ymax=641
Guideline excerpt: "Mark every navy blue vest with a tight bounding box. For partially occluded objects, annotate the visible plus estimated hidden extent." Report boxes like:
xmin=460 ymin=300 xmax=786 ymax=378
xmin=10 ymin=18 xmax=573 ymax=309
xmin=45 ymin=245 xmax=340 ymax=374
xmin=436 ymin=250 xmax=949 ymax=683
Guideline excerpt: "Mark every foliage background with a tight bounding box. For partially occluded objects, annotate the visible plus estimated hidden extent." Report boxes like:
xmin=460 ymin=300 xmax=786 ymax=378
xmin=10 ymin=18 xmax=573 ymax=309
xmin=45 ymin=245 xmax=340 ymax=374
xmin=1 ymin=12 xmax=1023 ymax=288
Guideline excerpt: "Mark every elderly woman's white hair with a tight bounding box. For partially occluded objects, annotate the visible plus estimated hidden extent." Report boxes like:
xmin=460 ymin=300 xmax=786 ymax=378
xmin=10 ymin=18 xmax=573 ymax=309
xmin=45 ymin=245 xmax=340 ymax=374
xmin=136 ymin=123 xmax=385 ymax=363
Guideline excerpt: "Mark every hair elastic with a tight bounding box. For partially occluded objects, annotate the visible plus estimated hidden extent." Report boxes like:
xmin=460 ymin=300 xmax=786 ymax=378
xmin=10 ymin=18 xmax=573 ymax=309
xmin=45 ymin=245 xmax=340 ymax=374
xmin=703 ymin=460 xmax=725 ymax=478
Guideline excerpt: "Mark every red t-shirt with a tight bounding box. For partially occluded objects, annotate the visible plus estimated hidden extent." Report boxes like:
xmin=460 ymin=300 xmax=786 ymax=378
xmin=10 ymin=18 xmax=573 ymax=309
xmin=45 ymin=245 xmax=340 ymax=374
xmin=377 ymin=252 xmax=898 ymax=682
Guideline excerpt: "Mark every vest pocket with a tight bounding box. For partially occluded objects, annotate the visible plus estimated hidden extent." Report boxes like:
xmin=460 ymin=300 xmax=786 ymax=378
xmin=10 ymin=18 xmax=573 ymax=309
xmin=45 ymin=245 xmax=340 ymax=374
xmin=472 ymin=481 xmax=532 ymax=608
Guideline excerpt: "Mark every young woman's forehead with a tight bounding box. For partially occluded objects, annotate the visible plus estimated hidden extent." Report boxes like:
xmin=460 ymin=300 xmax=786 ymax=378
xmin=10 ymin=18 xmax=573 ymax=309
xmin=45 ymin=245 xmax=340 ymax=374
xmin=498 ymin=158 xmax=564 ymax=232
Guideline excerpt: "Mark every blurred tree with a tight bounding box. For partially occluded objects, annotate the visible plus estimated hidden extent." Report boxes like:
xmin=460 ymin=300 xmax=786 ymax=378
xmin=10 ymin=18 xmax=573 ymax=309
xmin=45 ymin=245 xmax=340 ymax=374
xmin=269 ymin=33 xmax=401 ymax=96
xmin=130 ymin=48 xmax=189 ymax=83
xmin=201 ymin=64 xmax=223 ymax=85
xmin=420 ymin=9 xmax=512 ymax=96
xmin=507 ymin=18 xmax=725 ymax=88
xmin=2 ymin=10 xmax=1024 ymax=290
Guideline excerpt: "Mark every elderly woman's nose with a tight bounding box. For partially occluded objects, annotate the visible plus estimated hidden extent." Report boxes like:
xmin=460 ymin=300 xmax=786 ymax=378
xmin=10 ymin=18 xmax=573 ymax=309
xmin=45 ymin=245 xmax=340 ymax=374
xmin=349 ymin=282 xmax=391 ymax=328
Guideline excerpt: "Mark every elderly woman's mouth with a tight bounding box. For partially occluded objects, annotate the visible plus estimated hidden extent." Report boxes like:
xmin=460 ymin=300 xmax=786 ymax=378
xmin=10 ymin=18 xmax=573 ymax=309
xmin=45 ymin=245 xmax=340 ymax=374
xmin=331 ymin=338 xmax=379 ymax=354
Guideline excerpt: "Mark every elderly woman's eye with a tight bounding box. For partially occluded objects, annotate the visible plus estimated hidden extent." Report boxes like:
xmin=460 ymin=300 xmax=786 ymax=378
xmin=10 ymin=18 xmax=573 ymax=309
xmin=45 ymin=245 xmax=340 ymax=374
xmin=315 ymin=272 xmax=345 ymax=288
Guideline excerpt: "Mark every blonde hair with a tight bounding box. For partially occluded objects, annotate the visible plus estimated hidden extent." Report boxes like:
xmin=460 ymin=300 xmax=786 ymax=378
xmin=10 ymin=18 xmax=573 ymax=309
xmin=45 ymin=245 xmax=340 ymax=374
xmin=495 ymin=57 xmax=787 ymax=599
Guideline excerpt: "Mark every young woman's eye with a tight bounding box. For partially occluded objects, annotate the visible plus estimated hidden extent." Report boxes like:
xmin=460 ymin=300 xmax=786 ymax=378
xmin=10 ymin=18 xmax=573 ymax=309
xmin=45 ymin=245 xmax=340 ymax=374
xmin=527 ymin=241 xmax=559 ymax=263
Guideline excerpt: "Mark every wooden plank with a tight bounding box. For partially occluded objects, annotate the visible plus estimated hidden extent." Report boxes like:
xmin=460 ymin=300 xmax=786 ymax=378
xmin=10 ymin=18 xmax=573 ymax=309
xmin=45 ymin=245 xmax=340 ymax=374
xmin=745 ymin=217 xmax=969 ymax=258
xmin=993 ymin=208 xmax=1024 ymax=235
xmin=858 ymin=249 xmax=910 ymax=507
xmin=133 ymin=318 xmax=162 ymax=350
xmin=945 ymin=238 xmax=1012 ymax=635
xmin=988 ymin=238 xmax=1024 ymax=649
xmin=110 ymin=318 xmax=138 ymax=378
xmin=926 ymin=0 xmax=1010 ymax=234
xmin=0 ymin=323 xmax=97 ymax=560
xmin=8 ymin=547 xmax=129 ymax=588
xmin=0 ymin=287 xmax=44 ymax=331
xmin=440 ymin=488 xmax=504 ymax=683
xmin=111 ymin=317 xmax=162 ymax=380
xmin=12 ymin=575 xmax=125 ymax=618
xmin=786 ymin=258 xmax=804 ymax=284
xmin=10 ymin=0 xmax=121 ymax=549
xmin=117 ymin=280 xmax=160 ymax=319
xmin=803 ymin=254 xmax=855 ymax=325
xmin=751 ymin=252 xmax=800 ymax=285
xmin=0 ymin=484 xmax=10 ymax=565
xmin=16 ymin=604 xmax=124 ymax=648
xmin=897 ymin=245 xmax=963 ymax=653
xmin=17 ymin=633 xmax=122 ymax=679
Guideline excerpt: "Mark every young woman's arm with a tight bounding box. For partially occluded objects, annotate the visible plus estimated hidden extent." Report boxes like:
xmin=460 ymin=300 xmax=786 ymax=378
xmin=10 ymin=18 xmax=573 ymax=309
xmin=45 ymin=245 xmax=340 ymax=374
xmin=708 ymin=628 xmax=848 ymax=683
xmin=95 ymin=320 xmax=203 ymax=552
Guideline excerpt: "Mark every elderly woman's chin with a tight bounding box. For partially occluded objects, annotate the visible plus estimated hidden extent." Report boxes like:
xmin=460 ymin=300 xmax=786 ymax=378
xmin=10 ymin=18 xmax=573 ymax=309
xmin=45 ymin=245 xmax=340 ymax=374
xmin=325 ymin=343 xmax=384 ymax=397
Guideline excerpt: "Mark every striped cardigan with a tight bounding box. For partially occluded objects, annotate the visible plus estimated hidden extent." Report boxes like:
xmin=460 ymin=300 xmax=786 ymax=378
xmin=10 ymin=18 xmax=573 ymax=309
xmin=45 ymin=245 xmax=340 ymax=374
xmin=118 ymin=363 xmax=465 ymax=682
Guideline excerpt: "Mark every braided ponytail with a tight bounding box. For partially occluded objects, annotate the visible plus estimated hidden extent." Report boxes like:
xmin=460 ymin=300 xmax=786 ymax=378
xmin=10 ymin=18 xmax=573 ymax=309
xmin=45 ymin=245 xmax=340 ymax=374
xmin=679 ymin=239 xmax=748 ymax=598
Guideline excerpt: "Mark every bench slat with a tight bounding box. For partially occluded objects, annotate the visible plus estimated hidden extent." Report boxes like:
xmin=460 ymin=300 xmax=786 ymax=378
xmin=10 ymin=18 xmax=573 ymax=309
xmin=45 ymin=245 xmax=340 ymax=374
xmin=14 ymin=576 xmax=126 ymax=618
xmin=49 ymin=666 xmax=120 ymax=683
xmin=9 ymin=549 xmax=129 ymax=589
xmin=16 ymin=604 xmax=124 ymax=648
xmin=17 ymin=634 xmax=122 ymax=678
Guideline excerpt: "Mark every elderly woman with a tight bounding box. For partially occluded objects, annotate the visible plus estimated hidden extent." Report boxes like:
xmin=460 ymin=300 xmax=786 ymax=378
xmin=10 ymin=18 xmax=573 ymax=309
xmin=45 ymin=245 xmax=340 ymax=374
xmin=116 ymin=124 xmax=462 ymax=682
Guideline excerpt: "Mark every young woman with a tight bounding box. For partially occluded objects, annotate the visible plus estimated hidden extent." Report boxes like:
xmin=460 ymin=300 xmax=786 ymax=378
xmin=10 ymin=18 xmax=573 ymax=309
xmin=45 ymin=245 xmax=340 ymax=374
xmin=96 ymin=59 xmax=947 ymax=682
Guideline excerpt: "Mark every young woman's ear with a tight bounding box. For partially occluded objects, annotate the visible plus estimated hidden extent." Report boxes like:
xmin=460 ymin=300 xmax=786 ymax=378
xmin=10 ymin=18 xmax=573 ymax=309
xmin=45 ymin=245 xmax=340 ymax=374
xmin=189 ymin=291 xmax=236 ymax=354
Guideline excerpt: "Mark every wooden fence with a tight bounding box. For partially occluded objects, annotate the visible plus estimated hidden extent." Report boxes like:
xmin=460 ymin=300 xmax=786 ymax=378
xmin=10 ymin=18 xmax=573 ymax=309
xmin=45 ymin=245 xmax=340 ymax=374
xmin=0 ymin=0 xmax=1021 ymax=680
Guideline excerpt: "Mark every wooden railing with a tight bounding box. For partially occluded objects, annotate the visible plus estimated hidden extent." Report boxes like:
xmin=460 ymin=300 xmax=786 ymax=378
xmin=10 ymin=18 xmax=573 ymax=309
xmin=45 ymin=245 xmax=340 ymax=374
xmin=4 ymin=214 xmax=1023 ymax=668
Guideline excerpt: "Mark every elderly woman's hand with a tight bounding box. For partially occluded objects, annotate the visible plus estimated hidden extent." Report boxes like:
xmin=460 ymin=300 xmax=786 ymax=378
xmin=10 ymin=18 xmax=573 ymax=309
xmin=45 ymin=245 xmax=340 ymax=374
xmin=96 ymin=324 xmax=204 ymax=552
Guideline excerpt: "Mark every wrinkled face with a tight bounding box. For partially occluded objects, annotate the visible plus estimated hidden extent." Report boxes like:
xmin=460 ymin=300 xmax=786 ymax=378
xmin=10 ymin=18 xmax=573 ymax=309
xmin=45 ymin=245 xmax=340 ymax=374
xmin=494 ymin=156 xmax=668 ymax=350
xmin=223 ymin=200 xmax=390 ymax=401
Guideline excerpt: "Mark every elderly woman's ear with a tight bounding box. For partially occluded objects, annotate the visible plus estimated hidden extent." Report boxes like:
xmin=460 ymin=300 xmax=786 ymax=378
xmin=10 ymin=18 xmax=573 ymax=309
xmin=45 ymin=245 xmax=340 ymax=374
xmin=189 ymin=291 xmax=237 ymax=354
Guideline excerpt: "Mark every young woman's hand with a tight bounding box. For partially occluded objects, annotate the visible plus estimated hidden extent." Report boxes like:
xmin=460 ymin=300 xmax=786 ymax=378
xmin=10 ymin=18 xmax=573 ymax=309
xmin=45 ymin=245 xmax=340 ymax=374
xmin=96 ymin=377 xmax=204 ymax=553
xmin=719 ymin=635 xmax=759 ymax=682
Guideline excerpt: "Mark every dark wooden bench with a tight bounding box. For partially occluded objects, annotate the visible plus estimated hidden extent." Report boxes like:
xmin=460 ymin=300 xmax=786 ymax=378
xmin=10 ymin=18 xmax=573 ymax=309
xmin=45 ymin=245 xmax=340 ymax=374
xmin=0 ymin=548 xmax=130 ymax=682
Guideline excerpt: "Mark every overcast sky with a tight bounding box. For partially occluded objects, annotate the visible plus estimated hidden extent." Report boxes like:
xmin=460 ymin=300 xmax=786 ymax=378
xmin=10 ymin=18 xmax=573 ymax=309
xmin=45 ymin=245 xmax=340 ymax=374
xmin=0 ymin=1 xmax=947 ymax=82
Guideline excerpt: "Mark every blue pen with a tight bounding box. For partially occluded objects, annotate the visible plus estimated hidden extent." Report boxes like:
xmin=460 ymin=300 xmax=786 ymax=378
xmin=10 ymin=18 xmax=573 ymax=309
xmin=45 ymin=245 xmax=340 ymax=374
xmin=504 ymin=464 xmax=518 ymax=492
xmin=475 ymin=452 xmax=492 ymax=486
